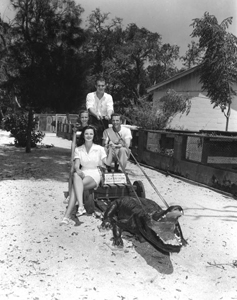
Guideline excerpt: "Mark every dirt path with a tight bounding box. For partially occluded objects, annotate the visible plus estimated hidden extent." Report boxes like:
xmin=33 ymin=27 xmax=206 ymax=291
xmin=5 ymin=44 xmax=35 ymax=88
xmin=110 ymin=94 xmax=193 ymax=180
xmin=0 ymin=130 xmax=237 ymax=300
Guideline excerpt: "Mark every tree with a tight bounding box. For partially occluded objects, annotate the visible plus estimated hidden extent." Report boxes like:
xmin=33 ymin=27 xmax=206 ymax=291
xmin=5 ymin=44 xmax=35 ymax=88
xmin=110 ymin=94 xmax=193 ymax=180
xmin=119 ymin=24 xmax=161 ymax=104
xmin=191 ymin=12 xmax=237 ymax=131
xmin=97 ymin=22 xmax=163 ymax=107
xmin=105 ymin=26 xmax=180 ymax=110
xmin=0 ymin=19 xmax=17 ymax=118
xmin=9 ymin=0 xmax=87 ymax=112
xmin=85 ymin=10 xmax=181 ymax=113
xmin=180 ymin=40 xmax=204 ymax=69
xmin=85 ymin=8 xmax=122 ymax=75
xmin=0 ymin=0 xmax=87 ymax=152
xmin=85 ymin=11 xmax=162 ymax=108
xmin=147 ymin=43 xmax=180 ymax=85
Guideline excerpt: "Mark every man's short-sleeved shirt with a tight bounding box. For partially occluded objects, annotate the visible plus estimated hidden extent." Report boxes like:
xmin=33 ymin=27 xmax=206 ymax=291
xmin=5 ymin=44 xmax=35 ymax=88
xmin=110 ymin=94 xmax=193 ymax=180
xmin=103 ymin=126 xmax=132 ymax=145
xmin=86 ymin=92 xmax=113 ymax=117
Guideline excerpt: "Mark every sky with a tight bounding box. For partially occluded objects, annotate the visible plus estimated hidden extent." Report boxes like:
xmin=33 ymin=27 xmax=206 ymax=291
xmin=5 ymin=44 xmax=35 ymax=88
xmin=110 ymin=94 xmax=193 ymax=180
xmin=1 ymin=0 xmax=237 ymax=57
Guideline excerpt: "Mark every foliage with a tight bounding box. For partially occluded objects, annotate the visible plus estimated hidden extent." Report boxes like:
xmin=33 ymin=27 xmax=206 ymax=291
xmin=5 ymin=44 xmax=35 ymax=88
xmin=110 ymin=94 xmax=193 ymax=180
xmin=180 ymin=41 xmax=204 ymax=69
xmin=191 ymin=12 xmax=237 ymax=130
xmin=147 ymin=43 xmax=180 ymax=85
xmin=0 ymin=0 xmax=89 ymax=152
xmin=124 ymin=100 xmax=167 ymax=130
xmin=85 ymin=8 xmax=123 ymax=76
xmin=0 ymin=0 xmax=87 ymax=113
xmin=0 ymin=4 xmax=183 ymax=117
xmin=0 ymin=3 xmax=184 ymax=135
xmin=85 ymin=10 xmax=180 ymax=108
xmin=125 ymin=89 xmax=190 ymax=130
xmin=159 ymin=89 xmax=191 ymax=118
xmin=4 ymin=113 xmax=45 ymax=147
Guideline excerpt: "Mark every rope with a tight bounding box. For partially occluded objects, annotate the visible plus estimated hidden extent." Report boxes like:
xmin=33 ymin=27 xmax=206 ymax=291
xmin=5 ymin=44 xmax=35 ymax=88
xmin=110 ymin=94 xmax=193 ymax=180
xmin=115 ymin=129 xmax=169 ymax=208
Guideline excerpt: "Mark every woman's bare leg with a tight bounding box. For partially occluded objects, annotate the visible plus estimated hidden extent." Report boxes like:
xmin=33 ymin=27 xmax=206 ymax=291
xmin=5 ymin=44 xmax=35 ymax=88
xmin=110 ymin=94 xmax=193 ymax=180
xmin=64 ymin=186 xmax=77 ymax=219
xmin=72 ymin=172 xmax=84 ymax=208
xmin=62 ymin=175 xmax=97 ymax=222
xmin=83 ymin=176 xmax=97 ymax=191
xmin=73 ymin=174 xmax=97 ymax=205
xmin=68 ymin=169 xmax=73 ymax=197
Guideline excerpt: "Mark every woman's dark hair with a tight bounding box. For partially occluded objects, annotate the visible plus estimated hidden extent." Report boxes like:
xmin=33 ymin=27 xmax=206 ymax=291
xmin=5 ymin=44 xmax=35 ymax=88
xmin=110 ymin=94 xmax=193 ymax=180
xmin=77 ymin=125 xmax=99 ymax=146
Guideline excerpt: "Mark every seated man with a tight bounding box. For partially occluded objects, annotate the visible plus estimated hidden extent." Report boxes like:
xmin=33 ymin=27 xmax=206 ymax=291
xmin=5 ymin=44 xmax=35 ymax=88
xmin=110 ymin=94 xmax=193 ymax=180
xmin=102 ymin=113 xmax=132 ymax=171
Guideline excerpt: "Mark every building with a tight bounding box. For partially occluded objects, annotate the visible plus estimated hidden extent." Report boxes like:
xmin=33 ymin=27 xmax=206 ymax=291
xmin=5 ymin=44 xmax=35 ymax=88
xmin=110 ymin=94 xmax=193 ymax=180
xmin=147 ymin=66 xmax=237 ymax=132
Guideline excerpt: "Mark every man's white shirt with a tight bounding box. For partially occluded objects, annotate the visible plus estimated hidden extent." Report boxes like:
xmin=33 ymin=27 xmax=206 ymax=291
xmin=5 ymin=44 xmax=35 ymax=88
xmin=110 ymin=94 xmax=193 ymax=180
xmin=86 ymin=92 xmax=113 ymax=117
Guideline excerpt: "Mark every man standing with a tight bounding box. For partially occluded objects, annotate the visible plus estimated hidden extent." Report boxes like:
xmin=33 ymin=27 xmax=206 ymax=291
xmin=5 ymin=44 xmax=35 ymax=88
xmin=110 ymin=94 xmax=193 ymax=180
xmin=86 ymin=77 xmax=114 ymax=142
xmin=102 ymin=113 xmax=132 ymax=171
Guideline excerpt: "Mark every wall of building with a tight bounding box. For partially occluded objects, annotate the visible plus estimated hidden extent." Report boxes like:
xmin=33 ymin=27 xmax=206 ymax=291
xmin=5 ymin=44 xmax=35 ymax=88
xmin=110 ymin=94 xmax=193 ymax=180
xmin=152 ymin=71 xmax=237 ymax=132
xmin=167 ymin=94 xmax=237 ymax=131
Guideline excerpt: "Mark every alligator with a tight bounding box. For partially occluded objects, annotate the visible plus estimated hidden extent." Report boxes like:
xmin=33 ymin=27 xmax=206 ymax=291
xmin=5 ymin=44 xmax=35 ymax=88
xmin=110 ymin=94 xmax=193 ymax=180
xmin=100 ymin=196 xmax=187 ymax=253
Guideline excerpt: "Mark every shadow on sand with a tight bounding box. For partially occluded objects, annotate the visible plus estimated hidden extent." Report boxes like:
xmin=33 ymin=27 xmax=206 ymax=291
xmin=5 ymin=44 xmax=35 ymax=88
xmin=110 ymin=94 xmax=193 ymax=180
xmin=0 ymin=143 xmax=71 ymax=182
xmin=123 ymin=232 xmax=173 ymax=274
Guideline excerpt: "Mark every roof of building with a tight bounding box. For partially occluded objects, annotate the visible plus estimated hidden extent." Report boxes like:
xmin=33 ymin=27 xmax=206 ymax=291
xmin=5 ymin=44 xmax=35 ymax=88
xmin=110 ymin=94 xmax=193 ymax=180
xmin=147 ymin=65 xmax=201 ymax=93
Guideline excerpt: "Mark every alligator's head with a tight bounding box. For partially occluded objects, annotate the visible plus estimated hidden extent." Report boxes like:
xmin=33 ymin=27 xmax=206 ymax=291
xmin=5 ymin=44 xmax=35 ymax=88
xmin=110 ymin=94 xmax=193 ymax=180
xmin=137 ymin=205 xmax=185 ymax=253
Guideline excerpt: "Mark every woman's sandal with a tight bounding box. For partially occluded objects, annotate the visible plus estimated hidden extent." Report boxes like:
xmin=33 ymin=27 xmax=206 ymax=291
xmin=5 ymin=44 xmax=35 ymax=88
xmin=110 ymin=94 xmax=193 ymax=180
xmin=76 ymin=207 xmax=86 ymax=217
xmin=59 ymin=217 xmax=70 ymax=225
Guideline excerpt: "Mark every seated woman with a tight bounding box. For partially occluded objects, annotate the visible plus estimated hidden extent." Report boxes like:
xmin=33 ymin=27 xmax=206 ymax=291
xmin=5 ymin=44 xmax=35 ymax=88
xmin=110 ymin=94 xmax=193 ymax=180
xmin=60 ymin=125 xmax=113 ymax=225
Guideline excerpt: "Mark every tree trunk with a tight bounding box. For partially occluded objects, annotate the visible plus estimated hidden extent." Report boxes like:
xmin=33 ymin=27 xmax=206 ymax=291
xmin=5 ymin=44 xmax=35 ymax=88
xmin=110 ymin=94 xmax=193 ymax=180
xmin=26 ymin=108 xmax=33 ymax=153
xmin=0 ymin=108 xmax=4 ymax=122
xmin=225 ymin=102 xmax=231 ymax=132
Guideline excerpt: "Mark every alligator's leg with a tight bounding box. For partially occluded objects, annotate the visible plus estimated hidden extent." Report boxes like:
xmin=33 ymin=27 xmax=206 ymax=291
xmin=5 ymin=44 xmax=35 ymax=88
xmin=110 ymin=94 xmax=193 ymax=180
xmin=112 ymin=221 xmax=124 ymax=247
xmin=101 ymin=200 xmax=119 ymax=229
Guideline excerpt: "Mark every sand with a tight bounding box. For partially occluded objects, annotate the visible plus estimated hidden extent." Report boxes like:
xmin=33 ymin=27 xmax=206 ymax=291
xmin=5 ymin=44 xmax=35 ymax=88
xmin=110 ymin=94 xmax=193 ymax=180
xmin=0 ymin=130 xmax=237 ymax=300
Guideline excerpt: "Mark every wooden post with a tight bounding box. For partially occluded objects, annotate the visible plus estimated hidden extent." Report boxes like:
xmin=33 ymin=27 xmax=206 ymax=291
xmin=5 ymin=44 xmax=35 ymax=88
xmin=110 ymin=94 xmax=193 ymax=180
xmin=55 ymin=114 xmax=58 ymax=134
xmin=138 ymin=129 xmax=146 ymax=162
xmin=201 ymin=137 xmax=209 ymax=164
xmin=174 ymin=135 xmax=183 ymax=161
xmin=26 ymin=108 xmax=33 ymax=153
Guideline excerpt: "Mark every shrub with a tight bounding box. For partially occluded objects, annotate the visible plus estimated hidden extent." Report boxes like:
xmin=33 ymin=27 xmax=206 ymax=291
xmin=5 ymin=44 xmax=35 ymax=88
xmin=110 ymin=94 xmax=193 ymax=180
xmin=124 ymin=89 xmax=190 ymax=130
xmin=124 ymin=100 xmax=168 ymax=130
xmin=3 ymin=113 xmax=45 ymax=147
xmin=160 ymin=89 xmax=191 ymax=118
